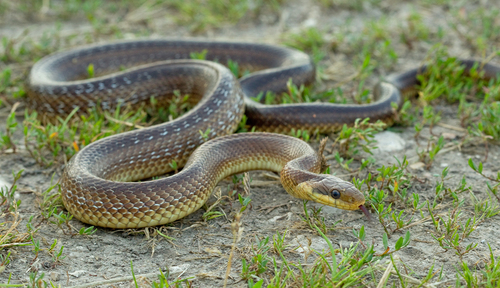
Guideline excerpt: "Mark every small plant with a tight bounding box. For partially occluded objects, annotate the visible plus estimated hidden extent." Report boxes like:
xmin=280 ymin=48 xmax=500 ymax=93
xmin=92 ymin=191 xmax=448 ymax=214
xmin=236 ymin=115 xmax=256 ymax=133
xmin=0 ymin=251 xmax=11 ymax=273
xmin=169 ymin=160 xmax=178 ymax=174
xmin=28 ymin=270 xmax=46 ymax=288
xmin=0 ymin=110 xmax=18 ymax=152
xmin=23 ymin=105 xmax=149 ymax=167
xmin=38 ymin=175 xmax=62 ymax=224
xmin=48 ymin=239 xmax=66 ymax=264
xmin=31 ymin=236 xmax=41 ymax=262
xmin=434 ymin=167 xmax=471 ymax=201
xmin=202 ymin=187 xmax=226 ymax=221
xmin=301 ymin=201 xmax=341 ymax=234
xmin=0 ymin=169 xmax=23 ymax=212
xmin=290 ymin=128 xmax=310 ymax=142
xmin=416 ymin=135 xmax=445 ymax=169
xmin=150 ymin=268 xmax=193 ymax=287
xmin=224 ymin=180 xmax=252 ymax=287
xmin=199 ymin=128 xmax=211 ymax=142
xmin=333 ymin=118 xmax=386 ymax=158
xmin=87 ymin=63 xmax=95 ymax=78
xmin=190 ymin=49 xmax=208 ymax=60
xmin=399 ymin=11 xmax=430 ymax=49
xmin=51 ymin=211 xmax=73 ymax=233
xmin=482 ymin=243 xmax=500 ymax=286
xmin=241 ymin=253 xmax=269 ymax=280
xmin=428 ymin=201 xmax=483 ymax=261
xmin=283 ymin=27 xmax=325 ymax=64
xmin=79 ymin=226 xmax=97 ymax=236
xmin=468 ymin=158 xmax=500 ymax=202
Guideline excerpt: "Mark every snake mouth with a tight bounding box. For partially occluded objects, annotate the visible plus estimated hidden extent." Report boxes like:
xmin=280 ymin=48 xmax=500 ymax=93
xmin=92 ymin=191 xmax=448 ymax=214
xmin=359 ymin=205 xmax=371 ymax=220
xmin=308 ymin=192 xmax=361 ymax=210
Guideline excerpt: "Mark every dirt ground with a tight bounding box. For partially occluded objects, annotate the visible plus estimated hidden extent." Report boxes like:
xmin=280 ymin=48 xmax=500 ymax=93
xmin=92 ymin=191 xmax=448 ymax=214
xmin=1 ymin=0 xmax=500 ymax=287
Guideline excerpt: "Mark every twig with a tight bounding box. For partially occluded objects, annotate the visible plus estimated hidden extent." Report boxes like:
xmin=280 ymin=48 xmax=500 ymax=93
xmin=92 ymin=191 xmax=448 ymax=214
xmin=104 ymin=114 xmax=146 ymax=129
xmin=436 ymin=122 xmax=466 ymax=132
xmin=376 ymin=260 xmax=393 ymax=288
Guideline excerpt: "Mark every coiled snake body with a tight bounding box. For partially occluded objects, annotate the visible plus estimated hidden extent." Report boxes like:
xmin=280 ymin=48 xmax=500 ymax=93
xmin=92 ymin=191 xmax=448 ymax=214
xmin=27 ymin=40 xmax=500 ymax=228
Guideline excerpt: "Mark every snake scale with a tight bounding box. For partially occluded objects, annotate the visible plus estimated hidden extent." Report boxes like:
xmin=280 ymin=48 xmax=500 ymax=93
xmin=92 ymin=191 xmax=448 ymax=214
xmin=27 ymin=39 xmax=500 ymax=228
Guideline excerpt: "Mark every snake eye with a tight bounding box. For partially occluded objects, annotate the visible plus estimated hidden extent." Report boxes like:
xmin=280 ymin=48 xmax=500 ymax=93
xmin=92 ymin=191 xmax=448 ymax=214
xmin=331 ymin=190 xmax=341 ymax=199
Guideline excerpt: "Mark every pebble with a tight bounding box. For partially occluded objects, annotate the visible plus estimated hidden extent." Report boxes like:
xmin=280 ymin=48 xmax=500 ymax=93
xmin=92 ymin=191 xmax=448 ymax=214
xmin=169 ymin=264 xmax=190 ymax=274
xmin=373 ymin=131 xmax=406 ymax=152
xmin=410 ymin=162 xmax=425 ymax=170
xmin=50 ymin=272 xmax=60 ymax=282
xmin=290 ymin=235 xmax=329 ymax=258
xmin=441 ymin=132 xmax=457 ymax=140
xmin=268 ymin=212 xmax=293 ymax=223
xmin=68 ymin=270 xmax=86 ymax=278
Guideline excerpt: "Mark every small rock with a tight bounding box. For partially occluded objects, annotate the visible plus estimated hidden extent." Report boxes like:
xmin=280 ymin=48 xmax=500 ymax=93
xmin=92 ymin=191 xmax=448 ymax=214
xmin=290 ymin=235 xmax=329 ymax=258
xmin=268 ymin=213 xmax=292 ymax=223
xmin=302 ymin=18 xmax=317 ymax=27
xmin=169 ymin=264 xmax=190 ymax=274
xmin=441 ymin=132 xmax=457 ymax=140
xmin=86 ymin=256 xmax=95 ymax=263
xmin=373 ymin=131 xmax=406 ymax=152
xmin=440 ymin=163 xmax=448 ymax=167
xmin=75 ymin=246 xmax=88 ymax=252
xmin=50 ymin=272 xmax=60 ymax=282
xmin=68 ymin=270 xmax=86 ymax=278
xmin=410 ymin=162 xmax=425 ymax=170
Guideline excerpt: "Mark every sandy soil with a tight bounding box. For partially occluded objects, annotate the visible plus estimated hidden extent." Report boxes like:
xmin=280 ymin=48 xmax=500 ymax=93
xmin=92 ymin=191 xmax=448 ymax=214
xmin=1 ymin=0 xmax=500 ymax=287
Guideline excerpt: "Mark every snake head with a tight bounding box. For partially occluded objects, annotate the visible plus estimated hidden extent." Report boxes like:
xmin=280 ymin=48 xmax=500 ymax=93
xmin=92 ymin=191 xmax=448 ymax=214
xmin=297 ymin=175 xmax=365 ymax=210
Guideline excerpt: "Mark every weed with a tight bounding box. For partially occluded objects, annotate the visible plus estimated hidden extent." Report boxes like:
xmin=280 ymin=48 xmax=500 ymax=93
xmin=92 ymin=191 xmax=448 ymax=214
xmin=199 ymin=128 xmax=211 ymax=142
xmin=0 ymin=251 xmax=11 ymax=273
xmin=317 ymin=0 xmax=381 ymax=11
xmin=0 ymin=110 xmax=18 ymax=152
xmin=416 ymin=136 xmax=444 ymax=170
xmin=202 ymin=187 xmax=226 ymax=221
xmin=428 ymin=201 xmax=483 ymax=261
xmin=301 ymin=201 xmax=341 ymax=234
xmin=79 ymin=226 xmax=97 ymax=236
xmin=28 ymin=270 xmax=46 ymax=288
xmin=468 ymin=158 xmax=500 ymax=202
xmin=168 ymin=0 xmax=279 ymax=33
xmin=399 ymin=11 xmax=430 ymax=50
xmin=23 ymin=105 xmax=149 ymax=166
xmin=333 ymin=117 xmax=386 ymax=158
xmin=48 ymin=239 xmax=66 ymax=264
xmin=151 ymin=268 xmax=194 ymax=287
xmin=0 ymin=169 xmax=22 ymax=212
xmin=283 ymin=27 xmax=325 ymax=63
xmin=433 ymin=167 xmax=471 ymax=201
xmin=449 ymin=7 xmax=500 ymax=54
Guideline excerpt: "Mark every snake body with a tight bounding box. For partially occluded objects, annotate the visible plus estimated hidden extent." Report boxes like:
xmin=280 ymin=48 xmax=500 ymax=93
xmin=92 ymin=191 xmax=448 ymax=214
xmin=27 ymin=40 xmax=500 ymax=228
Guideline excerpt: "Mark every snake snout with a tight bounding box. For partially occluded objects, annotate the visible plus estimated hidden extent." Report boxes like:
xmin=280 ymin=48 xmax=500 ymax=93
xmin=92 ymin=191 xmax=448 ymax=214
xmin=308 ymin=176 xmax=365 ymax=210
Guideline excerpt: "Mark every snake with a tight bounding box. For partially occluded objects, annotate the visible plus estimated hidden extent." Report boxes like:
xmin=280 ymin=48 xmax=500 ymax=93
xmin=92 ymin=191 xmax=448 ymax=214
xmin=27 ymin=39 xmax=500 ymax=228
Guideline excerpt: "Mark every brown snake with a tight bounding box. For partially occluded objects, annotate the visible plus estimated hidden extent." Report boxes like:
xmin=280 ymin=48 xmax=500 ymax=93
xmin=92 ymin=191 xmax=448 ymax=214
xmin=27 ymin=39 xmax=500 ymax=228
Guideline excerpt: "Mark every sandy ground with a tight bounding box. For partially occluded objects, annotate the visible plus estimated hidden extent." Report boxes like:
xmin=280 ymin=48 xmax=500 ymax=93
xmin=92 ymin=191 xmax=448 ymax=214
xmin=1 ymin=0 xmax=500 ymax=287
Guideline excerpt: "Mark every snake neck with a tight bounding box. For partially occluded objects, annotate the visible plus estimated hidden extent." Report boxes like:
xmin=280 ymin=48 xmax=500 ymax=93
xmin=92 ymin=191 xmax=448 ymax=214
xmin=279 ymin=154 xmax=323 ymax=201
